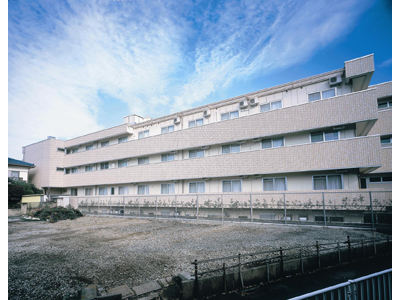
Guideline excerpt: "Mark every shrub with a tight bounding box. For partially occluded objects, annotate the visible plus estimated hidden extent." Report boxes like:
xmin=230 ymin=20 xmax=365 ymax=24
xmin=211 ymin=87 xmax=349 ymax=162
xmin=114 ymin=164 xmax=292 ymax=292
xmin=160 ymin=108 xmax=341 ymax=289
xmin=32 ymin=205 xmax=84 ymax=222
xmin=8 ymin=185 xmax=25 ymax=208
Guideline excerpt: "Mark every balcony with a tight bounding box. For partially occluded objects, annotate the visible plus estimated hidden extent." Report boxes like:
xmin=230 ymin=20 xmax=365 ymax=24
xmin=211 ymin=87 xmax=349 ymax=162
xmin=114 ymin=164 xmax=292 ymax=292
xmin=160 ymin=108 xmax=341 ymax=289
xmin=63 ymin=89 xmax=378 ymax=168
xmin=63 ymin=135 xmax=381 ymax=187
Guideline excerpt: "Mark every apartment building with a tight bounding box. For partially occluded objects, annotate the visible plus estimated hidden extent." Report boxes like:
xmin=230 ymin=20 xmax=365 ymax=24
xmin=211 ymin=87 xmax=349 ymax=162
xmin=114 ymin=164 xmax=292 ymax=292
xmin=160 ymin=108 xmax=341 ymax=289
xmin=22 ymin=54 xmax=392 ymax=223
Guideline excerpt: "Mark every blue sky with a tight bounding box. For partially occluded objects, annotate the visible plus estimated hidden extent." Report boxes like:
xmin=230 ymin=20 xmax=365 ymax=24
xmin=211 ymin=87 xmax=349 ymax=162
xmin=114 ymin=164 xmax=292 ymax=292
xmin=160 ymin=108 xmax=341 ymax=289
xmin=8 ymin=0 xmax=392 ymax=159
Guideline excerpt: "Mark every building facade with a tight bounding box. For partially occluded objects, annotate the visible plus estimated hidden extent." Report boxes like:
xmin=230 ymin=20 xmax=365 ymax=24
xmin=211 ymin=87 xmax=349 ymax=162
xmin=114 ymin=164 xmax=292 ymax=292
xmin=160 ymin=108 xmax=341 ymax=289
xmin=8 ymin=157 xmax=35 ymax=182
xmin=22 ymin=54 xmax=392 ymax=224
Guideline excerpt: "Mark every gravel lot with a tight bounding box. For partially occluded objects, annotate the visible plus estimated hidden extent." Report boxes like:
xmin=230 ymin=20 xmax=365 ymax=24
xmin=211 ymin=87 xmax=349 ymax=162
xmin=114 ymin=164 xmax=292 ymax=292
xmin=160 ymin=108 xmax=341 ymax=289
xmin=8 ymin=216 xmax=388 ymax=300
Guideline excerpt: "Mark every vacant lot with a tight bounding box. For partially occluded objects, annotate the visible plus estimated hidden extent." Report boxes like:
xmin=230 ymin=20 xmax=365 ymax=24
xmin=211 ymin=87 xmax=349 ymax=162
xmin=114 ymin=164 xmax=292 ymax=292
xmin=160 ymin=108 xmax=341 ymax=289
xmin=8 ymin=216 xmax=388 ymax=300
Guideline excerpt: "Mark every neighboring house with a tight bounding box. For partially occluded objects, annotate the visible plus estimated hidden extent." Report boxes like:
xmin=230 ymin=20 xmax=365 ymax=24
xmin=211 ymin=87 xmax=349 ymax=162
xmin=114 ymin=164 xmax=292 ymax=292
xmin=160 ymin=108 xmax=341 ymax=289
xmin=8 ymin=157 xmax=35 ymax=182
xmin=21 ymin=54 xmax=392 ymax=223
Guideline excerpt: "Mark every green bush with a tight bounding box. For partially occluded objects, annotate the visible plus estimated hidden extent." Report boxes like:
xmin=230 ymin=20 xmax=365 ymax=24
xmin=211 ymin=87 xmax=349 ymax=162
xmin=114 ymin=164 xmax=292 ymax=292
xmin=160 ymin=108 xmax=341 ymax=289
xmin=32 ymin=205 xmax=83 ymax=222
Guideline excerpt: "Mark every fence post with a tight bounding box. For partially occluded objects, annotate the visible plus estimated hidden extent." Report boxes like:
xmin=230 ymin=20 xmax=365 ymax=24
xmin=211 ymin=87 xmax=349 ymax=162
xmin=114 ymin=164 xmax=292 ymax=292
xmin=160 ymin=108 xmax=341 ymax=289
xmin=316 ymin=241 xmax=321 ymax=270
xmin=337 ymin=242 xmax=341 ymax=264
xmin=347 ymin=236 xmax=352 ymax=262
xmin=322 ymin=192 xmax=326 ymax=227
xmin=280 ymin=247 xmax=284 ymax=277
xmin=221 ymin=194 xmax=224 ymax=222
xmin=300 ymin=249 xmax=304 ymax=273
xmin=175 ymin=195 xmax=177 ymax=218
xmin=250 ymin=194 xmax=253 ymax=223
xmin=223 ymin=263 xmax=227 ymax=293
xmin=238 ymin=253 xmax=244 ymax=289
xmin=369 ymin=191 xmax=375 ymax=229
xmin=283 ymin=193 xmax=286 ymax=225
xmin=155 ymin=196 xmax=158 ymax=219
xmin=196 ymin=195 xmax=199 ymax=220
xmin=194 ymin=259 xmax=198 ymax=298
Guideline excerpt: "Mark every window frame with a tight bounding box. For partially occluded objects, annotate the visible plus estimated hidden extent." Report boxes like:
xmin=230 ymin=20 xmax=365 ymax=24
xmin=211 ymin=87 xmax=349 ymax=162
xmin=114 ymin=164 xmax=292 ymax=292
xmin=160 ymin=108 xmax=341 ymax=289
xmin=71 ymin=188 xmax=78 ymax=196
xmin=377 ymin=97 xmax=392 ymax=110
xmin=262 ymin=177 xmax=287 ymax=191
xmin=188 ymin=118 xmax=204 ymax=128
xmin=189 ymin=149 xmax=205 ymax=158
xmin=138 ymin=157 xmax=149 ymax=165
xmin=309 ymin=130 xmax=340 ymax=143
xmin=137 ymin=185 xmax=150 ymax=195
xmin=380 ymin=135 xmax=392 ymax=147
xmin=221 ymin=144 xmax=241 ymax=154
xmin=222 ymin=179 xmax=242 ymax=193
xmin=118 ymin=136 xmax=128 ymax=144
xmin=85 ymin=188 xmax=93 ymax=196
xmin=161 ymin=125 xmax=174 ymax=134
xmin=368 ymin=175 xmax=392 ymax=184
xmin=85 ymin=144 xmax=94 ymax=151
xmin=118 ymin=159 xmax=128 ymax=168
xmin=98 ymin=187 xmax=108 ymax=195
xmin=312 ymin=174 xmax=343 ymax=190
xmin=161 ymin=153 xmax=175 ymax=162
xmin=85 ymin=165 xmax=93 ymax=172
xmin=100 ymin=162 xmax=109 ymax=170
xmin=188 ymin=181 xmax=206 ymax=193
xmin=308 ymin=87 xmax=336 ymax=102
xmin=100 ymin=141 xmax=109 ymax=147
xmin=221 ymin=110 xmax=239 ymax=121
xmin=71 ymin=167 xmax=79 ymax=174
xmin=118 ymin=186 xmax=129 ymax=195
xmin=261 ymin=137 xmax=285 ymax=149
xmin=161 ymin=183 xmax=175 ymax=194
xmin=138 ymin=130 xmax=150 ymax=139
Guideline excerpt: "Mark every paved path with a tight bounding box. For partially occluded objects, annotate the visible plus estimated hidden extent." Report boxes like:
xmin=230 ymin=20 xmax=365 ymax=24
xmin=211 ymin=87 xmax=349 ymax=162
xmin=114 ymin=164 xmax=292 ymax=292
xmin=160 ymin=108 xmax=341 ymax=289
xmin=205 ymin=255 xmax=392 ymax=300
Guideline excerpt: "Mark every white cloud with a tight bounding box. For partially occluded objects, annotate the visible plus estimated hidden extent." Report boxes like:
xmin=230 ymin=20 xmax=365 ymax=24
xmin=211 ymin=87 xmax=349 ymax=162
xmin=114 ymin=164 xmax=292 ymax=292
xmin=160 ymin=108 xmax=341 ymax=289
xmin=378 ymin=58 xmax=392 ymax=68
xmin=8 ymin=0 xmax=370 ymax=159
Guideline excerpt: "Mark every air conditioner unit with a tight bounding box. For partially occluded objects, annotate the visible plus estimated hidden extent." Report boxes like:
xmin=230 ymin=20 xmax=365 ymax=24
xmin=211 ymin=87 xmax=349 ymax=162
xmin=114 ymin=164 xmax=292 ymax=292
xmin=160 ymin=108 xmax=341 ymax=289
xmin=252 ymin=138 xmax=262 ymax=142
xmin=201 ymin=146 xmax=209 ymax=150
xmin=329 ymin=75 xmax=342 ymax=87
xmin=174 ymin=117 xmax=181 ymax=124
xmin=237 ymin=140 xmax=246 ymax=144
xmin=249 ymin=97 xmax=259 ymax=106
xmin=239 ymin=100 xmax=248 ymax=109
xmin=203 ymin=109 xmax=211 ymax=118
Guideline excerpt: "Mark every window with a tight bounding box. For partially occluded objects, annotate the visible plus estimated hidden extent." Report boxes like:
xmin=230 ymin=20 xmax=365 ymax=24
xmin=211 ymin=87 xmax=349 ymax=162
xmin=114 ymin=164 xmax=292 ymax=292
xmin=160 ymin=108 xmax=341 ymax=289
xmin=260 ymin=102 xmax=282 ymax=112
xmin=86 ymin=145 xmax=94 ymax=151
xmin=110 ymin=187 xmax=115 ymax=195
xmin=161 ymin=183 xmax=175 ymax=194
xmin=57 ymin=148 xmax=65 ymax=152
xmin=222 ymin=180 xmax=242 ymax=192
xmin=271 ymin=101 xmax=282 ymax=110
xmin=71 ymin=167 xmax=79 ymax=174
xmin=85 ymin=165 xmax=93 ymax=172
xmin=100 ymin=141 xmax=109 ymax=147
xmin=188 ymin=119 xmax=204 ymax=128
xmin=100 ymin=162 xmax=109 ymax=170
xmin=189 ymin=149 xmax=204 ymax=158
xmin=137 ymin=185 xmax=149 ymax=195
xmin=222 ymin=144 xmax=240 ymax=154
xmin=10 ymin=171 xmax=19 ymax=178
xmin=138 ymin=157 xmax=149 ymax=165
xmin=369 ymin=176 xmax=392 ymax=183
xmin=313 ymin=175 xmax=342 ymax=190
xmin=161 ymin=125 xmax=174 ymax=134
xmin=310 ymin=130 xmax=339 ymax=143
xmin=261 ymin=137 xmax=284 ymax=149
xmin=189 ymin=182 xmax=205 ymax=193
xmin=118 ymin=136 xmax=128 ymax=143
xmin=71 ymin=188 xmax=77 ymax=196
xmin=263 ymin=178 xmax=287 ymax=191
xmin=99 ymin=187 xmax=108 ymax=195
xmin=66 ymin=148 xmax=78 ymax=154
xmin=85 ymin=188 xmax=93 ymax=196
xmin=65 ymin=169 xmax=70 ymax=174
xmin=161 ymin=153 xmax=175 ymax=162
xmin=377 ymin=96 xmax=392 ymax=109
xmin=118 ymin=159 xmax=128 ymax=167
xmin=138 ymin=130 xmax=149 ymax=139
xmin=380 ymin=135 xmax=392 ymax=146
xmin=260 ymin=103 xmax=270 ymax=112
xmin=221 ymin=110 xmax=239 ymax=121
xmin=308 ymin=88 xmax=336 ymax=102
xmin=118 ymin=186 xmax=129 ymax=195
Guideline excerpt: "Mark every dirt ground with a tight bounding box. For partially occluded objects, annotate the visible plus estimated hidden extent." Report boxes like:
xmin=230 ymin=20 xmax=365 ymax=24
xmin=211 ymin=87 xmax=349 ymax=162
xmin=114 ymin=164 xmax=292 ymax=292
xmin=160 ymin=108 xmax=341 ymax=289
xmin=8 ymin=215 xmax=389 ymax=300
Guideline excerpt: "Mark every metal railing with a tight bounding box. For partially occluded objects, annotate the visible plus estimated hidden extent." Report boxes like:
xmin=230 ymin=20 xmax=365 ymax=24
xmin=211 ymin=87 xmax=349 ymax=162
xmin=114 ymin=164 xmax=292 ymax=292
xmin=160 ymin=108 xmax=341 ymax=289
xmin=74 ymin=190 xmax=392 ymax=229
xmin=288 ymin=268 xmax=392 ymax=300
xmin=190 ymin=237 xmax=391 ymax=281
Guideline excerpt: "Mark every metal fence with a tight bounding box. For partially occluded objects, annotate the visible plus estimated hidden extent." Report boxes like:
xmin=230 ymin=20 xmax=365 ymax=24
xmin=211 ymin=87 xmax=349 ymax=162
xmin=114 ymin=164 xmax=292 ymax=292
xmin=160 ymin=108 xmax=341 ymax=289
xmin=288 ymin=268 xmax=392 ymax=300
xmin=74 ymin=190 xmax=391 ymax=229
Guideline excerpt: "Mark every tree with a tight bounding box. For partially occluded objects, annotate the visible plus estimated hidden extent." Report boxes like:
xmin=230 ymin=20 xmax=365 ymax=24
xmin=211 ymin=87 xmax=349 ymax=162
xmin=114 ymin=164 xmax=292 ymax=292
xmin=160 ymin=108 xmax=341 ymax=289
xmin=8 ymin=178 xmax=43 ymax=208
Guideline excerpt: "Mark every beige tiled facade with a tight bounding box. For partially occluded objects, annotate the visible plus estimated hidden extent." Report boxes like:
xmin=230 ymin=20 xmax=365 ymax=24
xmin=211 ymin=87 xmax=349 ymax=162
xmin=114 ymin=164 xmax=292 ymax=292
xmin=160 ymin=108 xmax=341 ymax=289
xmin=22 ymin=55 xmax=391 ymax=202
